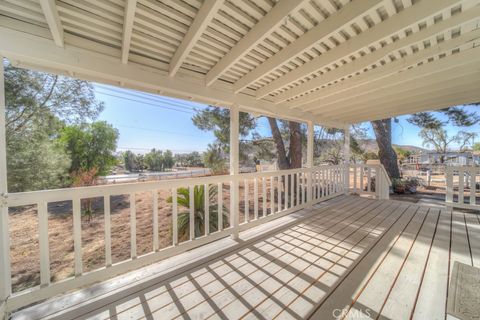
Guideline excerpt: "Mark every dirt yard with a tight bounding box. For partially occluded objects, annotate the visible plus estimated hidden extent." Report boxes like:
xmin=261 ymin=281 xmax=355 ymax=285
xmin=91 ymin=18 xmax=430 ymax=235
xmin=8 ymin=179 xmax=285 ymax=293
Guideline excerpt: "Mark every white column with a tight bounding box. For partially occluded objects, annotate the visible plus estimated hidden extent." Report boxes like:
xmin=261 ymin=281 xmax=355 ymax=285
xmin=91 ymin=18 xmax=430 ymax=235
xmin=306 ymin=121 xmax=314 ymax=204
xmin=344 ymin=124 xmax=351 ymax=194
xmin=0 ymin=58 xmax=11 ymax=319
xmin=229 ymin=105 xmax=239 ymax=240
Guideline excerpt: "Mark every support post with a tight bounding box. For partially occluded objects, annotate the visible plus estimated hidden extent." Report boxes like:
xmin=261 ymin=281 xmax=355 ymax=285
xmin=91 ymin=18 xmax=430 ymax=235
xmin=0 ymin=58 xmax=11 ymax=320
xmin=344 ymin=124 xmax=351 ymax=194
xmin=306 ymin=121 xmax=314 ymax=204
xmin=229 ymin=105 xmax=239 ymax=240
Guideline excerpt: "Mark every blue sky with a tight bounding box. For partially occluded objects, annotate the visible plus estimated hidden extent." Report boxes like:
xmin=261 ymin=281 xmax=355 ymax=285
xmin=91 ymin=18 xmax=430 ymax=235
xmin=94 ymin=84 xmax=478 ymax=153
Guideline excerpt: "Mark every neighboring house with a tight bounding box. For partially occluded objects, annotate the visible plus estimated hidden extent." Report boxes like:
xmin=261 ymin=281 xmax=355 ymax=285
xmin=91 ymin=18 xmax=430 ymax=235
xmin=406 ymin=151 xmax=480 ymax=165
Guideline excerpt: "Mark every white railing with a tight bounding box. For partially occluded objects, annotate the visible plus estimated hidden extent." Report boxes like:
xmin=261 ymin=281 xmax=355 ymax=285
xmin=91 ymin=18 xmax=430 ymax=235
xmin=446 ymin=166 xmax=480 ymax=210
xmin=1 ymin=165 xmax=358 ymax=312
xmin=349 ymin=164 xmax=391 ymax=200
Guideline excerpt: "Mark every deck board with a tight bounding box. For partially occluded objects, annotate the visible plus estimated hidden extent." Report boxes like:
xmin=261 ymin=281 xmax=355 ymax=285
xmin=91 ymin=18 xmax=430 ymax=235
xmin=11 ymin=196 xmax=480 ymax=320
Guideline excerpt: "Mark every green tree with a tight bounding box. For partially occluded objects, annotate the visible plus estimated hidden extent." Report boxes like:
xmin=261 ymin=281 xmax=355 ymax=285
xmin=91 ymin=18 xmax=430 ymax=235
xmin=145 ymin=149 xmax=164 ymax=171
xmin=420 ymin=128 xmax=476 ymax=163
xmin=394 ymin=147 xmax=412 ymax=162
xmin=203 ymin=143 xmax=227 ymax=175
xmin=4 ymin=63 xmax=104 ymax=191
xmin=60 ymin=121 xmax=119 ymax=176
xmin=124 ymin=150 xmax=137 ymax=172
xmin=163 ymin=150 xmax=174 ymax=169
xmin=473 ymin=142 xmax=480 ymax=152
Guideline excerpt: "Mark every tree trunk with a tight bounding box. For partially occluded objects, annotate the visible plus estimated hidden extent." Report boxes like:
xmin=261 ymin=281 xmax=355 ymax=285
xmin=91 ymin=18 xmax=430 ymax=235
xmin=288 ymin=121 xmax=302 ymax=168
xmin=371 ymin=119 xmax=400 ymax=179
xmin=268 ymin=117 xmax=290 ymax=169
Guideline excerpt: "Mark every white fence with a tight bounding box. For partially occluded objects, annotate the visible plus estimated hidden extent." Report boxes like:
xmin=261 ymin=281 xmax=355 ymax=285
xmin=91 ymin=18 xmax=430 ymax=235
xmin=349 ymin=164 xmax=391 ymax=200
xmin=446 ymin=166 xmax=480 ymax=211
xmin=0 ymin=164 xmax=390 ymax=312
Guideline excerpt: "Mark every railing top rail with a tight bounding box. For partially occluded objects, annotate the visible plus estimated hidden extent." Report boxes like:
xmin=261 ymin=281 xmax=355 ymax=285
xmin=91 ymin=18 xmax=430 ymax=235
xmin=5 ymin=165 xmax=345 ymax=207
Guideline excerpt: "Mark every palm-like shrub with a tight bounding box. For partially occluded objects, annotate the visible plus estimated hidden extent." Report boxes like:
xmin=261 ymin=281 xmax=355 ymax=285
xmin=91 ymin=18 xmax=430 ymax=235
xmin=167 ymin=184 xmax=228 ymax=241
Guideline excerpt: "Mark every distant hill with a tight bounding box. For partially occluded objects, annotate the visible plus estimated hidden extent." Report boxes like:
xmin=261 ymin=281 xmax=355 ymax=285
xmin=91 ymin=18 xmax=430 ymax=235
xmin=356 ymin=139 xmax=426 ymax=154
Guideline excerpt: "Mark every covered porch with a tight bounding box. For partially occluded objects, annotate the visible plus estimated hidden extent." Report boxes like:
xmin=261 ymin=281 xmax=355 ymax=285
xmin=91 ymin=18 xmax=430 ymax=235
xmin=12 ymin=195 xmax=477 ymax=320
xmin=1 ymin=0 xmax=480 ymax=319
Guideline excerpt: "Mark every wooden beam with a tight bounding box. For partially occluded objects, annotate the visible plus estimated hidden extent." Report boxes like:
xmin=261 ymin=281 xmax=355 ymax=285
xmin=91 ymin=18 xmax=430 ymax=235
xmin=232 ymin=0 xmax=383 ymax=93
xmin=323 ymin=71 xmax=480 ymax=120
xmin=312 ymin=45 xmax=480 ymax=116
xmin=345 ymin=88 xmax=480 ymax=124
xmin=340 ymin=81 xmax=480 ymax=123
xmin=298 ymin=23 xmax=480 ymax=112
xmin=318 ymin=64 xmax=480 ymax=117
xmin=205 ymin=0 xmax=307 ymax=87
xmin=121 ymin=0 xmax=137 ymax=64
xmin=169 ymin=0 xmax=224 ymax=77
xmin=39 ymin=0 xmax=64 ymax=47
xmin=0 ymin=27 xmax=344 ymax=128
xmin=267 ymin=0 xmax=471 ymax=103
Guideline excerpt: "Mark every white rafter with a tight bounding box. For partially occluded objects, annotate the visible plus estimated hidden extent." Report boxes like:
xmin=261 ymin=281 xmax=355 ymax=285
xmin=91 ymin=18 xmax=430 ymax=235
xmin=39 ymin=0 xmax=64 ymax=47
xmin=342 ymin=83 xmax=480 ymax=123
xmin=261 ymin=0 xmax=463 ymax=102
xmin=320 ymin=68 xmax=480 ymax=118
xmin=205 ymin=0 xmax=309 ymax=87
xmin=121 ymin=0 xmax=138 ymax=64
xmin=310 ymin=46 xmax=480 ymax=115
xmin=0 ymin=27 xmax=344 ymax=128
xmin=295 ymin=20 xmax=480 ymax=111
xmin=169 ymin=0 xmax=224 ymax=77
xmin=231 ymin=0 xmax=384 ymax=94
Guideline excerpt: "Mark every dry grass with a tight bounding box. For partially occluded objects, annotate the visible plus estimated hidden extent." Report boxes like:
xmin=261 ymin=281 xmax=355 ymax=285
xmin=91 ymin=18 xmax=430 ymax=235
xmin=8 ymin=178 xmax=285 ymax=293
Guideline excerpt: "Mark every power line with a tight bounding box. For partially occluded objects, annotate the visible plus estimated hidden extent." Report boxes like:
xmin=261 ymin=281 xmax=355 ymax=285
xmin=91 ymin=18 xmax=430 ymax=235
xmin=95 ymin=85 xmax=202 ymax=112
xmin=95 ymin=91 xmax=197 ymax=115
xmin=115 ymin=124 xmax=208 ymax=139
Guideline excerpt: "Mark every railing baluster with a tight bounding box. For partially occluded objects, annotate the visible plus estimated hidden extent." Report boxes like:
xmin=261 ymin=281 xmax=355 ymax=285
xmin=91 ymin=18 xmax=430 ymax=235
xmin=446 ymin=168 xmax=453 ymax=205
xmin=290 ymin=173 xmax=295 ymax=208
xmin=104 ymin=195 xmax=112 ymax=266
xmin=218 ymin=183 xmax=223 ymax=231
xmin=244 ymin=179 xmax=248 ymax=223
xmin=130 ymin=193 xmax=137 ymax=259
xmin=270 ymin=176 xmax=275 ymax=213
xmin=458 ymin=168 xmax=464 ymax=205
xmin=172 ymin=188 xmax=178 ymax=245
xmin=253 ymin=178 xmax=258 ymax=219
xmin=38 ymin=201 xmax=50 ymax=287
xmin=353 ymin=165 xmax=357 ymax=193
xmin=152 ymin=191 xmax=159 ymax=251
xmin=470 ymin=169 xmax=476 ymax=206
xmin=262 ymin=177 xmax=267 ymax=217
xmin=295 ymin=172 xmax=301 ymax=206
xmin=73 ymin=198 xmax=82 ymax=276
xmin=205 ymin=184 xmax=209 ymax=235
xmin=189 ymin=186 xmax=195 ymax=240
xmin=277 ymin=175 xmax=282 ymax=211
xmin=285 ymin=175 xmax=290 ymax=208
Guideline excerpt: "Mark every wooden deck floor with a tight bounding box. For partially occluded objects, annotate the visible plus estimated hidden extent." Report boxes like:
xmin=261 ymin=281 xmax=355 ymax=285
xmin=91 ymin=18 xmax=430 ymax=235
xmin=12 ymin=195 xmax=480 ymax=320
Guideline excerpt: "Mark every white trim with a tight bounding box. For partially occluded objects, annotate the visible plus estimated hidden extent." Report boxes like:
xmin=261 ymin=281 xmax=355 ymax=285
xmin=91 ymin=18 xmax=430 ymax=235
xmin=0 ymin=57 xmax=11 ymax=320
xmin=232 ymin=0 xmax=383 ymax=94
xmin=121 ymin=0 xmax=137 ymax=64
xmin=169 ymin=0 xmax=224 ymax=77
xmin=270 ymin=0 xmax=476 ymax=103
xmin=39 ymin=0 xmax=64 ymax=47
xmin=206 ymin=0 xmax=308 ymax=87
xmin=296 ymin=9 xmax=480 ymax=111
xmin=0 ymin=27 xmax=343 ymax=128
xmin=229 ymin=105 xmax=240 ymax=240
xmin=322 ymin=70 xmax=480 ymax=119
